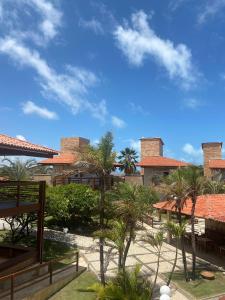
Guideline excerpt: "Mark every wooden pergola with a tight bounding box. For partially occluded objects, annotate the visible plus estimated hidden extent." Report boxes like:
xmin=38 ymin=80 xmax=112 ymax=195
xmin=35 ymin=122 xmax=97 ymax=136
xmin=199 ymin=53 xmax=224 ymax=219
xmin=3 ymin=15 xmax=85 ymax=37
xmin=0 ymin=134 xmax=58 ymax=270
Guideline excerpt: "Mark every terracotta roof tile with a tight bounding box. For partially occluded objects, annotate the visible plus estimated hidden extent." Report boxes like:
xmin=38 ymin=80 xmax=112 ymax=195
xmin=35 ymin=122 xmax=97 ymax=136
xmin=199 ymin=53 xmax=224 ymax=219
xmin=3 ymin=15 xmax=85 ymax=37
xmin=209 ymin=159 xmax=225 ymax=169
xmin=137 ymin=156 xmax=189 ymax=167
xmin=154 ymin=194 xmax=225 ymax=223
xmin=39 ymin=153 xmax=77 ymax=165
xmin=0 ymin=134 xmax=58 ymax=157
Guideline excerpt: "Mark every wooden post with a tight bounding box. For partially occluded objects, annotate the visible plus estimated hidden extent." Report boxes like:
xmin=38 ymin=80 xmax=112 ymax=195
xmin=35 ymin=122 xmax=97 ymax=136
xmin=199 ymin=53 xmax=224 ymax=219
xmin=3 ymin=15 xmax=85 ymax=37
xmin=16 ymin=182 xmax=20 ymax=207
xmin=49 ymin=261 xmax=53 ymax=284
xmin=158 ymin=209 xmax=162 ymax=222
xmin=76 ymin=252 xmax=79 ymax=272
xmin=37 ymin=181 xmax=46 ymax=264
xmin=11 ymin=275 xmax=14 ymax=300
xmin=166 ymin=211 xmax=172 ymax=244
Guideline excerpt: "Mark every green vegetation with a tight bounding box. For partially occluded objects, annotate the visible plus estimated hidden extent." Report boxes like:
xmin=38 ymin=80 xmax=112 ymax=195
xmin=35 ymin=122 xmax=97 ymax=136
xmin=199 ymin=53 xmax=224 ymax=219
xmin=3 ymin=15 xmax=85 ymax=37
xmin=46 ymin=183 xmax=99 ymax=224
xmin=117 ymin=147 xmax=138 ymax=175
xmin=90 ymin=265 xmax=151 ymax=300
xmin=51 ymin=271 xmax=97 ymax=300
xmin=168 ymin=270 xmax=225 ymax=299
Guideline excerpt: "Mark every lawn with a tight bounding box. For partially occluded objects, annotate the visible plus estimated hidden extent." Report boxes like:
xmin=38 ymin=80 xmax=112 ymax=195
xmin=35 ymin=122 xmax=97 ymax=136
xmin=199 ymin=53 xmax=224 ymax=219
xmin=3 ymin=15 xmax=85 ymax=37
xmin=170 ymin=270 xmax=225 ymax=299
xmin=50 ymin=271 xmax=98 ymax=300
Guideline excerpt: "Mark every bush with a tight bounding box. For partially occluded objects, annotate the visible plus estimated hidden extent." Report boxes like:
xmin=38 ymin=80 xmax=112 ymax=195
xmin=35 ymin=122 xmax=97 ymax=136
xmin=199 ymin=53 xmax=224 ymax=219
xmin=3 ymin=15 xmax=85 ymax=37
xmin=46 ymin=184 xmax=99 ymax=223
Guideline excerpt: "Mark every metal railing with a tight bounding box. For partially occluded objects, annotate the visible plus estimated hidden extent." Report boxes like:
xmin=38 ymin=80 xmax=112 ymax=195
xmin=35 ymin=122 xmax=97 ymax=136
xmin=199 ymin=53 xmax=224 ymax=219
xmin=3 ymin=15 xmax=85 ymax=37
xmin=0 ymin=251 xmax=79 ymax=300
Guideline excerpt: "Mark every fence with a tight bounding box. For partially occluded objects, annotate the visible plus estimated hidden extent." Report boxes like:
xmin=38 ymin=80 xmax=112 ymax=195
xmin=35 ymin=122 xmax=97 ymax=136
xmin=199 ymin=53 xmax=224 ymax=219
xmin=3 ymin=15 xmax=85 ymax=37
xmin=0 ymin=251 xmax=79 ymax=300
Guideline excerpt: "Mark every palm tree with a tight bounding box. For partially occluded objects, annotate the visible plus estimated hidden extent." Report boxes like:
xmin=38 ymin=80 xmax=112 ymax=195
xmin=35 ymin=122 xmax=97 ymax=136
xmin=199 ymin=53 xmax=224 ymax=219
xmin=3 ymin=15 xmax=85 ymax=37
xmin=179 ymin=166 xmax=204 ymax=280
xmin=142 ymin=230 xmax=164 ymax=298
xmin=118 ymin=147 xmax=138 ymax=175
xmin=82 ymin=132 xmax=116 ymax=285
xmin=165 ymin=169 xmax=189 ymax=281
xmin=165 ymin=221 xmax=186 ymax=286
xmin=90 ymin=264 xmax=152 ymax=300
xmin=109 ymin=182 xmax=158 ymax=270
xmin=0 ymin=158 xmax=37 ymax=180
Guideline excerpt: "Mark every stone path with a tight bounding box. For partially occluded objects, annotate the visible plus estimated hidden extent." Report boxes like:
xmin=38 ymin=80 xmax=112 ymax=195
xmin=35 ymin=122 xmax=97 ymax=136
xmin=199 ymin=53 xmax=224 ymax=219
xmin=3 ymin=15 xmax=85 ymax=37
xmin=42 ymin=222 xmax=224 ymax=300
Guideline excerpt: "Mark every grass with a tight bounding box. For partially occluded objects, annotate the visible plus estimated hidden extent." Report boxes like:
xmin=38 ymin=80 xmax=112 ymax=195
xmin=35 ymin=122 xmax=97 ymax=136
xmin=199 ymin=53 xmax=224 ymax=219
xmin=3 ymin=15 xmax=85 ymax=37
xmin=0 ymin=230 xmax=76 ymax=263
xmin=169 ymin=270 xmax=225 ymax=299
xmin=50 ymin=271 xmax=98 ymax=300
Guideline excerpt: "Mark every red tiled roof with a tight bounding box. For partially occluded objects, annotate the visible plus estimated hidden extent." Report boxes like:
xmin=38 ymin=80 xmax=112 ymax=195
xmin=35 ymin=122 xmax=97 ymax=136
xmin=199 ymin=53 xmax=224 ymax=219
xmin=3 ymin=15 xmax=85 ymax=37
xmin=137 ymin=156 xmax=189 ymax=167
xmin=154 ymin=194 xmax=225 ymax=223
xmin=40 ymin=153 xmax=77 ymax=165
xmin=209 ymin=159 xmax=225 ymax=169
xmin=0 ymin=134 xmax=58 ymax=158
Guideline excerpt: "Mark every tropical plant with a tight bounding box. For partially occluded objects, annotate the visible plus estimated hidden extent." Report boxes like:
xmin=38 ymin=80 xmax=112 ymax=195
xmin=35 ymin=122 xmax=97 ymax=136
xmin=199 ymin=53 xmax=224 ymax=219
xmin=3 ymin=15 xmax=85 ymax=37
xmin=118 ymin=147 xmax=138 ymax=175
xmin=109 ymin=182 xmax=158 ymax=270
xmin=142 ymin=230 xmax=164 ymax=298
xmin=90 ymin=264 xmax=152 ymax=300
xmin=164 ymin=221 xmax=186 ymax=286
xmin=46 ymin=183 xmax=98 ymax=223
xmin=204 ymin=175 xmax=225 ymax=194
xmin=82 ymin=132 xmax=116 ymax=285
xmin=165 ymin=169 xmax=190 ymax=281
xmin=0 ymin=158 xmax=37 ymax=180
xmin=181 ymin=166 xmax=204 ymax=280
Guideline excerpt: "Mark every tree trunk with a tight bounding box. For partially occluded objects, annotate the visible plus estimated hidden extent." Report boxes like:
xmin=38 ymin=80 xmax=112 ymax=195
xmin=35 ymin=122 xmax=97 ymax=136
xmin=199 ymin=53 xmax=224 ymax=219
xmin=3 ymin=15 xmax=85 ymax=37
xmin=122 ymin=226 xmax=133 ymax=271
xmin=151 ymin=247 xmax=161 ymax=299
xmin=99 ymin=175 xmax=105 ymax=285
xmin=167 ymin=239 xmax=178 ymax=286
xmin=191 ymin=195 xmax=197 ymax=281
xmin=177 ymin=212 xmax=188 ymax=282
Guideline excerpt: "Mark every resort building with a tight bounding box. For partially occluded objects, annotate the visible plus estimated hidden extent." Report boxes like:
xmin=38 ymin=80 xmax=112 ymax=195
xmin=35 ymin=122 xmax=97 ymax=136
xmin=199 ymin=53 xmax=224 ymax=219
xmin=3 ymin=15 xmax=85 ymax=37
xmin=202 ymin=142 xmax=225 ymax=179
xmin=137 ymin=137 xmax=189 ymax=186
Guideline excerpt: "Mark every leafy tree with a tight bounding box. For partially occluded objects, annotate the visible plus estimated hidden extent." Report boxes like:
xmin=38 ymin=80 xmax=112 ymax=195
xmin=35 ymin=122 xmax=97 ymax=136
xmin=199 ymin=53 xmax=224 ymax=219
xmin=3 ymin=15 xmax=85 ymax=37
xmin=204 ymin=175 xmax=225 ymax=194
xmin=165 ymin=221 xmax=186 ymax=286
xmin=0 ymin=158 xmax=37 ymax=180
xmin=46 ymin=184 xmax=98 ymax=223
xmin=82 ymin=132 xmax=116 ymax=285
xmin=90 ymin=264 xmax=152 ymax=300
xmin=118 ymin=147 xmax=138 ymax=175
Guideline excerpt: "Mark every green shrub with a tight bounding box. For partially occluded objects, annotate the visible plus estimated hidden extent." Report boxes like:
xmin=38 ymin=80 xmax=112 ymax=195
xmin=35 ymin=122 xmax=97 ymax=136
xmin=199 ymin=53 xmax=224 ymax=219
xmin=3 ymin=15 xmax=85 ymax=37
xmin=46 ymin=184 xmax=99 ymax=223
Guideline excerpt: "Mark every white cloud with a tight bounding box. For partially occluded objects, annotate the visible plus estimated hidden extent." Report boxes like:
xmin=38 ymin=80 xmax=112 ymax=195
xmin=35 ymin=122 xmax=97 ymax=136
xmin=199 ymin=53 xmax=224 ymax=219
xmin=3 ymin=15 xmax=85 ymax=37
xmin=114 ymin=10 xmax=198 ymax=89
xmin=198 ymin=0 xmax=225 ymax=24
xmin=111 ymin=116 xmax=126 ymax=128
xmin=22 ymin=101 xmax=58 ymax=120
xmin=182 ymin=143 xmax=203 ymax=163
xmin=16 ymin=134 xmax=26 ymax=141
xmin=0 ymin=37 xmax=107 ymax=122
xmin=79 ymin=18 xmax=104 ymax=35
xmin=0 ymin=0 xmax=62 ymax=46
xmin=129 ymin=139 xmax=140 ymax=154
xmin=183 ymin=98 xmax=202 ymax=109
xmin=129 ymin=102 xmax=150 ymax=116
xmin=169 ymin=0 xmax=188 ymax=11
xmin=31 ymin=0 xmax=62 ymax=41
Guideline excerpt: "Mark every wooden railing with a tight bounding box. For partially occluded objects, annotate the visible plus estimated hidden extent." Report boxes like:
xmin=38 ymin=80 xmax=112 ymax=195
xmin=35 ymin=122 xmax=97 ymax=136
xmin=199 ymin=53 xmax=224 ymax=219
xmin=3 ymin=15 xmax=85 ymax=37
xmin=0 ymin=251 xmax=79 ymax=300
xmin=53 ymin=175 xmax=124 ymax=190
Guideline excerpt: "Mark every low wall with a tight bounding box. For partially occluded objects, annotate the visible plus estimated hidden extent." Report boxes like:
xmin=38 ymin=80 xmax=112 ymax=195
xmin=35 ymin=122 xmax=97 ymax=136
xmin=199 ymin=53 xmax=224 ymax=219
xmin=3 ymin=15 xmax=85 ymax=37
xmin=125 ymin=175 xmax=143 ymax=185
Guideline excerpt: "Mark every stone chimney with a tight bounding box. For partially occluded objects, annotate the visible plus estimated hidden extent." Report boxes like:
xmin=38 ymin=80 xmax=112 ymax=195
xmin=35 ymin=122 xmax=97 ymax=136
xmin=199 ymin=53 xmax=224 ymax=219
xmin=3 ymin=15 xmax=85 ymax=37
xmin=61 ymin=137 xmax=89 ymax=155
xmin=202 ymin=142 xmax=222 ymax=177
xmin=140 ymin=138 xmax=164 ymax=160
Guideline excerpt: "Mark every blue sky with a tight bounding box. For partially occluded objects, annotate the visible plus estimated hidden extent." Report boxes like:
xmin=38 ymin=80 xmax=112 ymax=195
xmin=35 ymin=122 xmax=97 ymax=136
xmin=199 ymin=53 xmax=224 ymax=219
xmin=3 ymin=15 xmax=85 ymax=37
xmin=1 ymin=0 xmax=225 ymax=163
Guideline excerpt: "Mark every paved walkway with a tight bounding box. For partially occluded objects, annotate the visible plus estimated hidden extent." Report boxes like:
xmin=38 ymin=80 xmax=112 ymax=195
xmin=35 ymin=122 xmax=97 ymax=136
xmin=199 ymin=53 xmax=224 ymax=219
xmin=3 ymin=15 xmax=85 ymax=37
xmin=43 ymin=223 xmax=224 ymax=300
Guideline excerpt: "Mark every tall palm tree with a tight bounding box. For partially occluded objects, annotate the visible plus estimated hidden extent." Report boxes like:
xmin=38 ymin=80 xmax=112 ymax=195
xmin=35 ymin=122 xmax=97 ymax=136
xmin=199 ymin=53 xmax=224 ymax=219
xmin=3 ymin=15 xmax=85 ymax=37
xmin=165 ymin=221 xmax=186 ymax=286
xmin=0 ymin=158 xmax=37 ymax=180
xmin=179 ymin=166 xmax=204 ymax=280
xmin=118 ymin=147 xmax=138 ymax=175
xmin=82 ymin=132 xmax=116 ymax=285
xmin=165 ymin=169 xmax=189 ymax=281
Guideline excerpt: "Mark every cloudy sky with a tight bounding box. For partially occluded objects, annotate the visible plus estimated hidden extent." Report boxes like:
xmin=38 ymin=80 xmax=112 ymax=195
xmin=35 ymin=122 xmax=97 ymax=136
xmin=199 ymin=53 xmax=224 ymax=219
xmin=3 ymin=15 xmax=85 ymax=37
xmin=1 ymin=0 xmax=225 ymax=163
